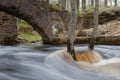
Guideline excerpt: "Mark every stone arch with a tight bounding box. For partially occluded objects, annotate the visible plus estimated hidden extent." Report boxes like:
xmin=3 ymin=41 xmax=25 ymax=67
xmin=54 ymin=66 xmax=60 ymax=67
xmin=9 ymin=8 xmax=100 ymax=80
xmin=0 ymin=0 xmax=54 ymax=44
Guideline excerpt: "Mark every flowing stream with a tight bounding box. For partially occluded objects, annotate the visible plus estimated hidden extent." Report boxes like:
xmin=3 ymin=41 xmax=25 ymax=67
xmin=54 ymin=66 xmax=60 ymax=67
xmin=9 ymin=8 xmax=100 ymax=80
xmin=0 ymin=44 xmax=120 ymax=80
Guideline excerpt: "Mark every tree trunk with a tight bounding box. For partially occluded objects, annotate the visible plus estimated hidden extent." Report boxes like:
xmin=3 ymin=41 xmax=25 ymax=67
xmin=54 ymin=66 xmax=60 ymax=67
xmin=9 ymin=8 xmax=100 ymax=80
xmin=109 ymin=0 xmax=112 ymax=6
xmin=115 ymin=0 xmax=117 ymax=7
xmin=67 ymin=0 xmax=78 ymax=60
xmin=104 ymin=0 xmax=107 ymax=7
xmin=58 ymin=0 xmax=66 ymax=9
xmin=0 ymin=13 xmax=2 ymax=25
xmin=82 ymin=0 xmax=86 ymax=12
xmin=77 ymin=0 xmax=80 ymax=11
xmin=89 ymin=0 xmax=99 ymax=50
xmin=91 ymin=0 xmax=94 ymax=7
xmin=81 ymin=0 xmax=86 ymax=31
xmin=66 ymin=0 xmax=71 ymax=10
xmin=58 ymin=0 xmax=62 ymax=4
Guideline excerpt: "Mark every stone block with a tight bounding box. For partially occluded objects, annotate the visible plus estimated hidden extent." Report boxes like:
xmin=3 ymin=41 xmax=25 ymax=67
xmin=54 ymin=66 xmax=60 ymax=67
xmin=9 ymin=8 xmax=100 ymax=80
xmin=0 ymin=11 xmax=18 ymax=45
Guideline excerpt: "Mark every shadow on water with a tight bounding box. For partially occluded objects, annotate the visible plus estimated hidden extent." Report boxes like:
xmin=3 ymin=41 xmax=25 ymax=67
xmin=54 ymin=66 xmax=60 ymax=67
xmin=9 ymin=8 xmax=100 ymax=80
xmin=0 ymin=44 xmax=119 ymax=80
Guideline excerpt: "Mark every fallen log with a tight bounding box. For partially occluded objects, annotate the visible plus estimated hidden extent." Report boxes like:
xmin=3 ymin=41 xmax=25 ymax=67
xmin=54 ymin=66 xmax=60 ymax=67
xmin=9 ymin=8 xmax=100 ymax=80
xmin=75 ymin=35 xmax=120 ymax=45
xmin=51 ymin=35 xmax=120 ymax=45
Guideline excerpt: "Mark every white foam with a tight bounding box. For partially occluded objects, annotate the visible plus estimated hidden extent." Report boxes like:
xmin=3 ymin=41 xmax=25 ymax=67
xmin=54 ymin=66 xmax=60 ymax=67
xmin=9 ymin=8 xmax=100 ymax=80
xmin=94 ymin=57 xmax=120 ymax=66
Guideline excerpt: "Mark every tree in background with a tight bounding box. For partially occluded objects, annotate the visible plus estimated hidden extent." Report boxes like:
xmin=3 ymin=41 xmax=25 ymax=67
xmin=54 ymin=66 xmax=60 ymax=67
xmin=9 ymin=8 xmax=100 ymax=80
xmin=109 ymin=0 xmax=112 ymax=6
xmin=58 ymin=0 xmax=66 ymax=9
xmin=104 ymin=0 xmax=108 ymax=6
xmin=82 ymin=0 xmax=86 ymax=12
xmin=115 ymin=0 xmax=117 ymax=7
xmin=89 ymin=0 xmax=99 ymax=50
xmin=77 ymin=0 xmax=80 ymax=11
xmin=67 ymin=0 xmax=78 ymax=60
xmin=81 ymin=0 xmax=86 ymax=33
xmin=0 ymin=13 xmax=2 ymax=25
xmin=91 ymin=0 xmax=94 ymax=7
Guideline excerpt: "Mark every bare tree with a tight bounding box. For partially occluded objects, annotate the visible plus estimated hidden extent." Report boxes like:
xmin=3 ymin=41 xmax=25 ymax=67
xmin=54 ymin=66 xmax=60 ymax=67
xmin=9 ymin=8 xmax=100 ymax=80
xmin=82 ymin=0 xmax=86 ymax=12
xmin=0 ymin=12 xmax=3 ymax=25
xmin=81 ymin=0 xmax=86 ymax=31
xmin=87 ymin=0 xmax=91 ymax=6
xmin=104 ymin=0 xmax=108 ymax=6
xmin=67 ymin=0 xmax=78 ymax=60
xmin=58 ymin=0 xmax=66 ymax=9
xmin=77 ymin=0 xmax=80 ymax=11
xmin=109 ymin=0 xmax=112 ymax=6
xmin=115 ymin=0 xmax=117 ymax=7
xmin=58 ymin=0 xmax=62 ymax=4
xmin=89 ymin=0 xmax=99 ymax=50
xmin=91 ymin=0 xmax=94 ymax=7
xmin=66 ymin=0 xmax=70 ymax=10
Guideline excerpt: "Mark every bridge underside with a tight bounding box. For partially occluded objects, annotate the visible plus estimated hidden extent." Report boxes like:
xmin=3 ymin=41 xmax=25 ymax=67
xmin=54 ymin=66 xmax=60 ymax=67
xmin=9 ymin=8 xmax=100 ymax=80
xmin=0 ymin=0 xmax=54 ymax=44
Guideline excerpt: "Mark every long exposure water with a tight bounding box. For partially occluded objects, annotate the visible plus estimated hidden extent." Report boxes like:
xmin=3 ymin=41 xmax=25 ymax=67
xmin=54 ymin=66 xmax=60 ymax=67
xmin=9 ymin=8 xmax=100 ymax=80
xmin=0 ymin=44 xmax=120 ymax=80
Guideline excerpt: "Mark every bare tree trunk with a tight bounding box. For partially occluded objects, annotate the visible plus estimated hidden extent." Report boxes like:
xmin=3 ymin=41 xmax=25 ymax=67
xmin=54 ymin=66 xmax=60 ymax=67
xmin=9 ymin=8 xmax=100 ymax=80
xmin=87 ymin=0 xmax=90 ymax=6
xmin=109 ymin=0 xmax=112 ymax=6
xmin=91 ymin=0 xmax=94 ymax=7
xmin=67 ymin=0 xmax=78 ymax=60
xmin=58 ymin=0 xmax=62 ymax=4
xmin=89 ymin=0 xmax=99 ymax=50
xmin=77 ymin=0 xmax=80 ymax=11
xmin=0 ymin=13 xmax=2 ymax=25
xmin=81 ymin=0 xmax=86 ymax=31
xmin=115 ymin=0 xmax=117 ymax=7
xmin=82 ymin=0 xmax=86 ymax=12
xmin=58 ymin=0 xmax=66 ymax=9
xmin=104 ymin=0 xmax=108 ymax=7
xmin=66 ymin=0 xmax=71 ymax=11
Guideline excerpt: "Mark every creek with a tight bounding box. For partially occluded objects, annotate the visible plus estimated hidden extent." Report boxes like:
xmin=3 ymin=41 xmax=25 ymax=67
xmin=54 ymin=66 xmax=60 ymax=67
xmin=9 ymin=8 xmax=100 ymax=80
xmin=0 ymin=44 xmax=120 ymax=80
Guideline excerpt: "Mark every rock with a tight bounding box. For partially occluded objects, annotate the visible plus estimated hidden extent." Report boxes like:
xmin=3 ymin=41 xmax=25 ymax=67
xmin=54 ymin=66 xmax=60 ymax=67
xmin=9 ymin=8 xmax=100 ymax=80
xmin=0 ymin=12 xmax=18 ymax=45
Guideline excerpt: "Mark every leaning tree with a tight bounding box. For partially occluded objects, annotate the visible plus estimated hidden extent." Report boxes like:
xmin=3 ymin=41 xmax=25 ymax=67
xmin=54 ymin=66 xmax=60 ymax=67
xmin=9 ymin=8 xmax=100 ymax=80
xmin=89 ymin=0 xmax=99 ymax=50
xmin=67 ymin=0 xmax=78 ymax=60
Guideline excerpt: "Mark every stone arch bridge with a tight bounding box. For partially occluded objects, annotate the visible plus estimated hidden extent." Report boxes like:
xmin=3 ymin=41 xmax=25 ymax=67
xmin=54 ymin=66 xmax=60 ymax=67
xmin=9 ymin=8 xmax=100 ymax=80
xmin=0 ymin=0 xmax=66 ymax=44
xmin=1 ymin=0 xmax=120 ymax=45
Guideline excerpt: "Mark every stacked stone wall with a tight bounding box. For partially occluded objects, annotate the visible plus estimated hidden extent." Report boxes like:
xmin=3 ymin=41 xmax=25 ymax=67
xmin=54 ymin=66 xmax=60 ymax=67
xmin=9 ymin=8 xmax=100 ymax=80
xmin=0 ymin=12 xmax=18 ymax=45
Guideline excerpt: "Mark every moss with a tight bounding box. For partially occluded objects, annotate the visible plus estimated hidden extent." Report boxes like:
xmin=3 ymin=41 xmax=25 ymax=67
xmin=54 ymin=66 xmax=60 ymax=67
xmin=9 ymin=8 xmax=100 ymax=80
xmin=18 ymin=19 xmax=42 ymax=44
xmin=50 ymin=3 xmax=63 ymax=12
xmin=19 ymin=39 xmax=30 ymax=45
xmin=19 ymin=32 xmax=42 ymax=42
xmin=18 ymin=19 xmax=32 ymax=28
xmin=86 ymin=6 xmax=94 ymax=11
xmin=78 ymin=10 xmax=83 ymax=17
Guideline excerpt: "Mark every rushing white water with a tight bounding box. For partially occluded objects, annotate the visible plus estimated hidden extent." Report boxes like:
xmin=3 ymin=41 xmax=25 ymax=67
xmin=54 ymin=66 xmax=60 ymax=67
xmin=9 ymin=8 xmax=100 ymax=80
xmin=0 ymin=44 xmax=119 ymax=80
